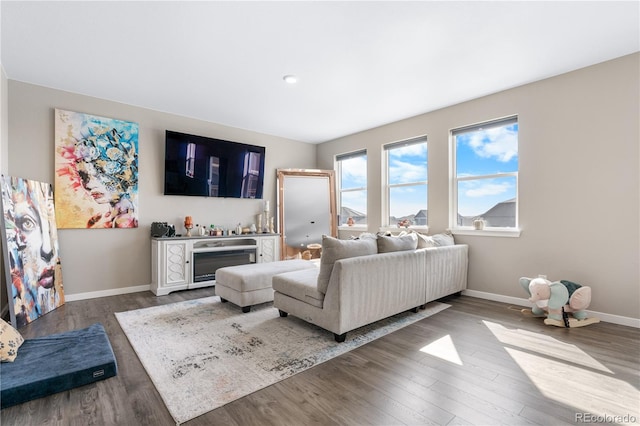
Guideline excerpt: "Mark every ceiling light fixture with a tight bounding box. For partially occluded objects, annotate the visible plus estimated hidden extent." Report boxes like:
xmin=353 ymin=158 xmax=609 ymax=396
xmin=283 ymin=75 xmax=298 ymax=84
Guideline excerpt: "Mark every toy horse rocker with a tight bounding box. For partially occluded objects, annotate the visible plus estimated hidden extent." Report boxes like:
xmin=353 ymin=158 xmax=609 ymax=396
xmin=519 ymin=276 xmax=600 ymax=328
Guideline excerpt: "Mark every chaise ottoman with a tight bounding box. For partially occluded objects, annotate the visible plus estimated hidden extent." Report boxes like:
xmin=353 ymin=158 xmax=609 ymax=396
xmin=215 ymin=259 xmax=317 ymax=312
xmin=0 ymin=323 xmax=118 ymax=409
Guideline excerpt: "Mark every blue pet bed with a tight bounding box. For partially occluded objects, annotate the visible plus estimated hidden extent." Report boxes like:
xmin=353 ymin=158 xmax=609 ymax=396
xmin=1 ymin=323 xmax=118 ymax=409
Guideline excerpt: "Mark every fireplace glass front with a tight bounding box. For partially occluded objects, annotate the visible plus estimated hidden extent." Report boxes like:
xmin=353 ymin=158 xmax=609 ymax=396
xmin=192 ymin=248 xmax=256 ymax=282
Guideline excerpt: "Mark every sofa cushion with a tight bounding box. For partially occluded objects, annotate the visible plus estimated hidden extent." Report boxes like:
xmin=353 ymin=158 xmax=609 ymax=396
xmin=410 ymin=231 xmax=436 ymax=248
xmin=317 ymin=235 xmax=377 ymax=294
xmin=1 ymin=319 xmax=24 ymax=362
xmin=431 ymin=232 xmax=455 ymax=246
xmin=215 ymin=259 xmax=316 ymax=292
xmin=273 ymin=268 xmax=324 ymax=308
xmin=376 ymin=233 xmax=418 ymax=253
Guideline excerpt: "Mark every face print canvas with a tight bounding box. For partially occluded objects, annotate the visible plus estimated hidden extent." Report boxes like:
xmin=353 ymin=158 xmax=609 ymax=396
xmin=54 ymin=109 xmax=139 ymax=229
xmin=1 ymin=176 xmax=65 ymax=327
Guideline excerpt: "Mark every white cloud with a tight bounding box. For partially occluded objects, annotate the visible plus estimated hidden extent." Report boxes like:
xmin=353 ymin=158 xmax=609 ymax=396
xmin=389 ymin=159 xmax=426 ymax=182
xmin=389 ymin=142 xmax=427 ymax=158
xmin=467 ymin=126 xmax=517 ymax=162
xmin=341 ymin=190 xmax=367 ymax=213
xmin=342 ymin=156 xmax=367 ymax=183
xmin=465 ymin=181 xmax=511 ymax=197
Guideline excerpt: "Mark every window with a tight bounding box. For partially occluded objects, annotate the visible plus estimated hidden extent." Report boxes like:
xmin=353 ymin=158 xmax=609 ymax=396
xmin=384 ymin=136 xmax=428 ymax=228
xmin=452 ymin=116 xmax=518 ymax=231
xmin=185 ymin=142 xmax=196 ymax=178
xmin=336 ymin=150 xmax=367 ymax=226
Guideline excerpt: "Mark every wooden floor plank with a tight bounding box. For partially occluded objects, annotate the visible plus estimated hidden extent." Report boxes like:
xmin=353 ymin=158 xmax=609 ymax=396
xmin=2 ymin=291 xmax=638 ymax=426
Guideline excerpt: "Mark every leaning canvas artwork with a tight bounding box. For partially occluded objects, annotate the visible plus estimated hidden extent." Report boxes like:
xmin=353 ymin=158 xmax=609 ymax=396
xmin=0 ymin=176 xmax=65 ymax=327
xmin=54 ymin=109 xmax=139 ymax=229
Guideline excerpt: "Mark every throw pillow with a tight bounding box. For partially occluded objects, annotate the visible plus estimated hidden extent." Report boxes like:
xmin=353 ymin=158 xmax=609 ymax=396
xmin=377 ymin=233 xmax=418 ymax=253
xmin=410 ymin=231 xmax=436 ymax=248
xmin=349 ymin=232 xmax=377 ymax=240
xmin=317 ymin=235 xmax=377 ymax=294
xmin=1 ymin=319 xmax=24 ymax=362
xmin=431 ymin=231 xmax=455 ymax=247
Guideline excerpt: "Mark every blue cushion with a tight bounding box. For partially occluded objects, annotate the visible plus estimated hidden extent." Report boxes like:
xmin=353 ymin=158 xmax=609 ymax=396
xmin=0 ymin=323 xmax=117 ymax=408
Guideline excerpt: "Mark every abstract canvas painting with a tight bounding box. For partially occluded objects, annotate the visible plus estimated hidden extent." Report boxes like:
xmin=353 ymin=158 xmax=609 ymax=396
xmin=54 ymin=109 xmax=139 ymax=229
xmin=1 ymin=176 xmax=65 ymax=327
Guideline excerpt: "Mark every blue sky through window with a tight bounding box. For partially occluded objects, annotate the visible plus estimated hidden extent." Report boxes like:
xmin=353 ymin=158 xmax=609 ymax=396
xmin=340 ymin=155 xmax=367 ymax=215
xmin=339 ymin=123 xmax=517 ymax=224
xmin=456 ymin=123 xmax=518 ymax=217
xmin=388 ymin=142 xmax=427 ymax=219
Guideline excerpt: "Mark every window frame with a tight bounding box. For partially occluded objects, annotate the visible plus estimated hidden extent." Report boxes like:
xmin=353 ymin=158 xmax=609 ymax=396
xmin=335 ymin=150 xmax=368 ymax=229
xmin=382 ymin=136 xmax=428 ymax=232
xmin=450 ymin=116 xmax=521 ymax=237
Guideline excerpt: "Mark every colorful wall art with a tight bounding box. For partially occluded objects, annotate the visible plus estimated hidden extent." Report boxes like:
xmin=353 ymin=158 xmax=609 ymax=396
xmin=1 ymin=176 xmax=65 ymax=328
xmin=54 ymin=109 xmax=139 ymax=229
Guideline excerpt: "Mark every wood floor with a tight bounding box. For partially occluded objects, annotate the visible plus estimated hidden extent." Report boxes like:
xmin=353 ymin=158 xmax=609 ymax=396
xmin=2 ymin=289 xmax=639 ymax=426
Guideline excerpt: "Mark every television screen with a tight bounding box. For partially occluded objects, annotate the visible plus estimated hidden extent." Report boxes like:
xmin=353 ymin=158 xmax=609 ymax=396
xmin=164 ymin=130 xmax=265 ymax=199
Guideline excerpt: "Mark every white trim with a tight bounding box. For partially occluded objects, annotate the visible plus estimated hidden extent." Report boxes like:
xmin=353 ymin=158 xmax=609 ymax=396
xmin=15 ymin=283 xmax=639 ymax=328
xmin=452 ymin=228 xmax=521 ymax=238
xmin=335 ymin=150 xmax=368 ymax=227
xmin=463 ymin=289 xmax=640 ymax=328
xmin=378 ymin=226 xmax=429 ymax=234
xmin=64 ymin=284 xmax=151 ymax=302
xmin=338 ymin=225 xmax=368 ymax=230
xmin=450 ymin=116 xmax=520 ymax=230
xmin=382 ymin=138 xmax=428 ymax=228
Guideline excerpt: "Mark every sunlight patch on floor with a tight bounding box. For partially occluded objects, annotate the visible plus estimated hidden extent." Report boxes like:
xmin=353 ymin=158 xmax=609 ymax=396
xmin=484 ymin=320 xmax=640 ymax=421
xmin=419 ymin=335 xmax=463 ymax=365
xmin=483 ymin=320 xmax=612 ymax=373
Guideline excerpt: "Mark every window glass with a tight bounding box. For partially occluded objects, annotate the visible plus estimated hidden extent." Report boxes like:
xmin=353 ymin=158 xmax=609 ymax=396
xmin=337 ymin=152 xmax=367 ymax=226
xmin=453 ymin=118 xmax=518 ymax=229
xmin=385 ymin=138 xmax=427 ymax=227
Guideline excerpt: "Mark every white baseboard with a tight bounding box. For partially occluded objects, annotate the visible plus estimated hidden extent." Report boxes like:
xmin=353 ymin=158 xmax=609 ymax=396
xmin=463 ymin=289 xmax=640 ymax=329
xmin=60 ymin=286 xmax=640 ymax=328
xmin=64 ymin=284 xmax=151 ymax=302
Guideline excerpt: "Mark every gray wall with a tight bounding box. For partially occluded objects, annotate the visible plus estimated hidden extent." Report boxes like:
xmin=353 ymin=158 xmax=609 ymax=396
xmin=5 ymin=54 xmax=639 ymax=321
xmin=317 ymin=53 xmax=639 ymax=320
xmin=7 ymin=82 xmax=316 ymax=297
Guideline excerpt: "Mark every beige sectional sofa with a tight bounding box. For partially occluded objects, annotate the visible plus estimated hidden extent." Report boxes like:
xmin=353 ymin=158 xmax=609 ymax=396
xmin=273 ymin=233 xmax=468 ymax=342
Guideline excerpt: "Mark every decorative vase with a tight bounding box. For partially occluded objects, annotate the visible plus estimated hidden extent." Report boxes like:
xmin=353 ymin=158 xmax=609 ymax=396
xmin=184 ymin=216 xmax=193 ymax=236
xmin=473 ymin=218 xmax=485 ymax=230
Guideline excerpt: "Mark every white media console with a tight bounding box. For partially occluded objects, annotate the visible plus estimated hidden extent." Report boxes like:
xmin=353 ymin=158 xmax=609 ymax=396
xmin=151 ymin=234 xmax=280 ymax=296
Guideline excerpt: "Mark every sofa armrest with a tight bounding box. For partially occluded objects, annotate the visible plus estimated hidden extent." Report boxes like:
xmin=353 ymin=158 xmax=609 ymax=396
xmin=323 ymin=249 xmax=426 ymax=334
xmin=425 ymin=244 xmax=468 ymax=301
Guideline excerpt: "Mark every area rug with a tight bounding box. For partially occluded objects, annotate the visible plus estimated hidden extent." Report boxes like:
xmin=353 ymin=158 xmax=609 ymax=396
xmin=115 ymin=297 xmax=449 ymax=425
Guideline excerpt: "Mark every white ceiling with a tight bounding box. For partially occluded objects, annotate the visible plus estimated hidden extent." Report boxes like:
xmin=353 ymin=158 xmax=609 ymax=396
xmin=2 ymin=1 xmax=638 ymax=144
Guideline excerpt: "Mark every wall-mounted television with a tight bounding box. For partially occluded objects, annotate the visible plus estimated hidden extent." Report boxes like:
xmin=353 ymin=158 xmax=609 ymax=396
xmin=164 ymin=130 xmax=265 ymax=199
